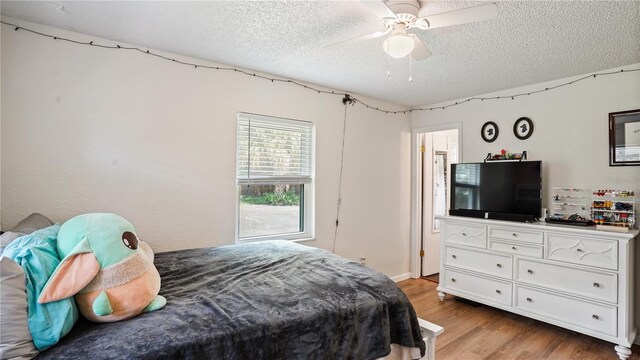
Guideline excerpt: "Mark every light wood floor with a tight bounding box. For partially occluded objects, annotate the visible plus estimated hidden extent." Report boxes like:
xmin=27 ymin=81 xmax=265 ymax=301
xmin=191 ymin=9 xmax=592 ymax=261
xmin=398 ymin=278 xmax=640 ymax=360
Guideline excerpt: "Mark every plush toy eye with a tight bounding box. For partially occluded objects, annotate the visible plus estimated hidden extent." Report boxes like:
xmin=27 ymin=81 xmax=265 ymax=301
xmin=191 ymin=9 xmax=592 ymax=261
xmin=122 ymin=231 xmax=139 ymax=250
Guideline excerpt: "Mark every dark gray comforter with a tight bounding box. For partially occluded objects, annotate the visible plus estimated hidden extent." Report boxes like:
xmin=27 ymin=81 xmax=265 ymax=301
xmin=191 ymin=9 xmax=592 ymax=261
xmin=37 ymin=240 xmax=425 ymax=359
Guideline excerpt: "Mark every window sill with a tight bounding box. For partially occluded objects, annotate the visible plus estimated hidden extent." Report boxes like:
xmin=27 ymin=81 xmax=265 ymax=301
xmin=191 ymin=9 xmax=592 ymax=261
xmin=236 ymin=236 xmax=315 ymax=244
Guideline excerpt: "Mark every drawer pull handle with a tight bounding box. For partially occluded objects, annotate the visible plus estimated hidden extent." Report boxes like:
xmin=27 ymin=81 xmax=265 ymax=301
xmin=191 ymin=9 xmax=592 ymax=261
xmin=526 ymin=297 xmax=532 ymax=302
xmin=593 ymin=282 xmax=600 ymax=288
xmin=577 ymin=248 xmax=584 ymax=253
xmin=592 ymin=314 xmax=599 ymax=320
xmin=527 ymin=269 xmax=533 ymax=274
xmin=451 ymin=278 xmax=456 ymax=283
xmin=496 ymin=290 xmax=501 ymax=294
xmin=451 ymin=255 xmax=457 ymax=259
xmin=512 ymin=246 xmax=518 ymax=251
xmin=462 ymin=232 xmax=467 ymax=236
xmin=512 ymin=233 xmax=518 ymax=237
xmin=496 ymin=263 xmax=502 ymax=268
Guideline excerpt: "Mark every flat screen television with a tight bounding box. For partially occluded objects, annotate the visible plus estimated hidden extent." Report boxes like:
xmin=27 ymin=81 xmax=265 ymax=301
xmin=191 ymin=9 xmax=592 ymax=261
xmin=449 ymin=161 xmax=542 ymax=222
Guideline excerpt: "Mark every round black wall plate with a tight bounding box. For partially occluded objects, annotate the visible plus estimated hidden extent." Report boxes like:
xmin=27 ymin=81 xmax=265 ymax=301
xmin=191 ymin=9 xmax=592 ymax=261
xmin=481 ymin=121 xmax=499 ymax=143
xmin=513 ymin=117 xmax=534 ymax=140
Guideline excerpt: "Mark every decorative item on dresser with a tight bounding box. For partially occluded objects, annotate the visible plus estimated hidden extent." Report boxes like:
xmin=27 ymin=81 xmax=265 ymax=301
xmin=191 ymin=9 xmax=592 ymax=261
xmin=436 ymin=215 xmax=638 ymax=360
xmin=591 ymin=189 xmax=636 ymax=231
xmin=550 ymin=187 xmax=591 ymax=220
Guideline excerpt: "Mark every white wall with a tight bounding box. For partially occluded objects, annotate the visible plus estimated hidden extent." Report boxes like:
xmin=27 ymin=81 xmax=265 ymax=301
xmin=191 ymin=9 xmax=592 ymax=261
xmin=413 ymin=64 xmax=640 ymax=208
xmin=0 ymin=18 xmax=412 ymax=278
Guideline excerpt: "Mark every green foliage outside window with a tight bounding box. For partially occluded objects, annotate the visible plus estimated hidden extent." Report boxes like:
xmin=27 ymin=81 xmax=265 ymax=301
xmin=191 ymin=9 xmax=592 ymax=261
xmin=241 ymin=190 xmax=300 ymax=206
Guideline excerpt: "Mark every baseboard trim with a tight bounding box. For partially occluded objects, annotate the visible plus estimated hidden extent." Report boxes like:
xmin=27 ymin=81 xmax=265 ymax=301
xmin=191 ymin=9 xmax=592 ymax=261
xmin=390 ymin=273 xmax=411 ymax=283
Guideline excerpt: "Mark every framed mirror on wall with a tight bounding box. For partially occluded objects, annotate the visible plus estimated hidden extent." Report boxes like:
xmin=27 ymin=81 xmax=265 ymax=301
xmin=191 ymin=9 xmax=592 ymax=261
xmin=609 ymin=109 xmax=640 ymax=166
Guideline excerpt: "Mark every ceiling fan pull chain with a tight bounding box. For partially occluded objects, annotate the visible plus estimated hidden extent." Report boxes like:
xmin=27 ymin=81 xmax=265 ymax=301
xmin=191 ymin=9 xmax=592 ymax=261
xmin=387 ymin=55 xmax=391 ymax=77
xmin=387 ymin=32 xmax=391 ymax=78
xmin=409 ymin=53 xmax=413 ymax=82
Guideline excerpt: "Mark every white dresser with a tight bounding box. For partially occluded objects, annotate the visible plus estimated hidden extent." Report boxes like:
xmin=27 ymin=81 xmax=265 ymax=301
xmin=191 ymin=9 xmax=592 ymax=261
xmin=436 ymin=216 xmax=639 ymax=360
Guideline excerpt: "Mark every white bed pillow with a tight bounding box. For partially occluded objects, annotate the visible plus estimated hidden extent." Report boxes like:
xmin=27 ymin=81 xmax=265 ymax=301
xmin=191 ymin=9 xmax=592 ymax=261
xmin=0 ymin=256 xmax=39 ymax=360
xmin=11 ymin=213 xmax=54 ymax=235
xmin=0 ymin=232 xmax=25 ymax=255
xmin=0 ymin=213 xmax=53 ymax=359
xmin=1 ymin=213 xmax=53 ymax=254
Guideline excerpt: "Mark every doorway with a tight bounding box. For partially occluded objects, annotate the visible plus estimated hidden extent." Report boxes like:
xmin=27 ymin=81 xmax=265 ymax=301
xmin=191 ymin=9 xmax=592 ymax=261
xmin=418 ymin=129 xmax=459 ymax=278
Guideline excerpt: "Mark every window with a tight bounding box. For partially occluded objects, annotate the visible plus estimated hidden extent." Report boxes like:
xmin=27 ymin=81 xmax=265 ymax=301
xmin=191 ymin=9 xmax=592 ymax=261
xmin=236 ymin=113 xmax=314 ymax=242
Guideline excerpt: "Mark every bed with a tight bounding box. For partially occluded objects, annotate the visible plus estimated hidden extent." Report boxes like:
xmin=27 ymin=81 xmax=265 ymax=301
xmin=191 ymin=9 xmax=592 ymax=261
xmin=34 ymin=240 xmax=441 ymax=359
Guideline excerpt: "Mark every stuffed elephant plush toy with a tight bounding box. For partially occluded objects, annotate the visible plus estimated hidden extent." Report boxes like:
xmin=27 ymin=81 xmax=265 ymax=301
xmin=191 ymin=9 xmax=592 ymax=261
xmin=38 ymin=213 xmax=166 ymax=322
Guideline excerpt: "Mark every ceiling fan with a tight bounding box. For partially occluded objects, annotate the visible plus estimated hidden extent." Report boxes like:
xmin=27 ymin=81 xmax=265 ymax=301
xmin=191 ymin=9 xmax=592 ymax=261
xmin=333 ymin=0 xmax=499 ymax=61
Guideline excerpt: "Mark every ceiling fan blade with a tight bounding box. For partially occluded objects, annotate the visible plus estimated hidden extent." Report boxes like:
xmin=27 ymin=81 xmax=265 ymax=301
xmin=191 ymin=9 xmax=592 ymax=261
xmin=422 ymin=3 xmax=498 ymax=30
xmin=409 ymin=34 xmax=432 ymax=61
xmin=360 ymin=0 xmax=397 ymax=19
xmin=324 ymin=28 xmax=392 ymax=48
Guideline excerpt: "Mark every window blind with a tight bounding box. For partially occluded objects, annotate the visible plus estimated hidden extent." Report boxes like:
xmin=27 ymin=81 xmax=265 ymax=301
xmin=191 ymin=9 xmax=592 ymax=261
xmin=236 ymin=113 xmax=313 ymax=184
xmin=455 ymin=163 xmax=481 ymax=186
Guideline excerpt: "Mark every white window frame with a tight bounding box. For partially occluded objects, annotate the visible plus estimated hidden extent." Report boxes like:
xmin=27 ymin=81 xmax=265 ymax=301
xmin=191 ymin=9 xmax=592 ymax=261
xmin=235 ymin=112 xmax=315 ymax=243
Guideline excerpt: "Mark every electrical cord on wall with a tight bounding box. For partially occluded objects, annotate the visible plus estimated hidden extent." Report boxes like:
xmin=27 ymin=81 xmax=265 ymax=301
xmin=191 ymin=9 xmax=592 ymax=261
xmin=332 ymin=96 xmax=355 ymax=253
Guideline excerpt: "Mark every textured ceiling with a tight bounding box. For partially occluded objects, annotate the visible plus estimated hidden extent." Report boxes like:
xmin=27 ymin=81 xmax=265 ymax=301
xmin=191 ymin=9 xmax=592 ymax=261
xmin=2 ymin=1 xmax=639 ymax=107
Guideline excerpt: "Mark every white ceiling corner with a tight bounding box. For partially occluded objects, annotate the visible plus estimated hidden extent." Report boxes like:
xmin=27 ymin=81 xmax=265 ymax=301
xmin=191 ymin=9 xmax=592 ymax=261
xmin=1 ymin=0 xmax=639 ymax=107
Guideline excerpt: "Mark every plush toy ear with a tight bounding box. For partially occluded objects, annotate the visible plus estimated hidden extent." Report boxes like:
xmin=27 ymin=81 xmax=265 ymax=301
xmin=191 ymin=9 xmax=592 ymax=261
xmin=38 ymin=238 xmax=100 ymax=304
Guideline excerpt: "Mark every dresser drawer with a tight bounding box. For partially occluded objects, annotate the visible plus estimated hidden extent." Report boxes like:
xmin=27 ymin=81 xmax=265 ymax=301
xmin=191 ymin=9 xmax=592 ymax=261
xmin=546 ymin=234 xmax=618 ymax=270
xmin=444 ymin=269 xmax=512 ymax=306
xmin=489 ymin=240 xmax=543 ymax=258
xmin=445 ymin=246 xmax=513 ymax=279
xmin=442 ymin=222 xmax=487 ymax=249
xmin=515 ymin=286 xmax=617 ymax=337
xmin=516 ymin=259 xmax=617 ymax=303
xmin=490 ymin=227 xmax=543 ymax=244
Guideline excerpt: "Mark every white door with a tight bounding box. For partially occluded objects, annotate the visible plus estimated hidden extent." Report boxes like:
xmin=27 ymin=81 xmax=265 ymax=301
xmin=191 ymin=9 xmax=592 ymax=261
xmin=421 ymin=130 xmax=458 ymax=276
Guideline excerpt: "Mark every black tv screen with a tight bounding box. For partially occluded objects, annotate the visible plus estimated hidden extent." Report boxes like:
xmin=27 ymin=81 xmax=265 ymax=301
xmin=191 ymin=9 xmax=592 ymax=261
xmin=450 ymin=161 xmax=542 ymax=221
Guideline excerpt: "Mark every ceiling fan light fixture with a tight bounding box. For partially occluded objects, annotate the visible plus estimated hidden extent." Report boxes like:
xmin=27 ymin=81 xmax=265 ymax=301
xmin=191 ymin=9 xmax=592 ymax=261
xmin=383 ymin=34 xmax=414 ymax=58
